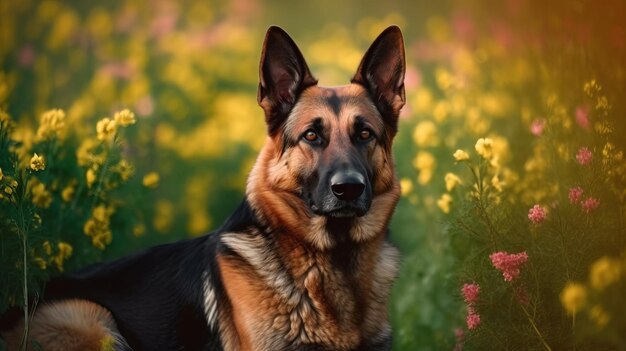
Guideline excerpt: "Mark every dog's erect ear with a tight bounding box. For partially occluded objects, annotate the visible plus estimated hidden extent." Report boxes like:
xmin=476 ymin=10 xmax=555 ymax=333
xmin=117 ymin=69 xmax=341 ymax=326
xmin=352 ymin=26 xmax=406 ymax=132
xmin=258 ymin=26 xmax=317 ymax=135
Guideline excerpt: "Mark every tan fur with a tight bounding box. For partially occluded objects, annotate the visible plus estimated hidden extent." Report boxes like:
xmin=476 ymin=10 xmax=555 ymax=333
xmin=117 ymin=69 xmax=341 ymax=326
xmin=2 ymin=299 xmax=125 ymax=351
xmin=218 ymin=229 xmax=399 ymax=350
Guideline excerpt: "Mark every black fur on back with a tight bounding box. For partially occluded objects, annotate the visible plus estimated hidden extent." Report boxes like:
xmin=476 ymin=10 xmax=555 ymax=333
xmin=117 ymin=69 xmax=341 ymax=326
xmin=40 ymin=199 xmax=260 ymax=350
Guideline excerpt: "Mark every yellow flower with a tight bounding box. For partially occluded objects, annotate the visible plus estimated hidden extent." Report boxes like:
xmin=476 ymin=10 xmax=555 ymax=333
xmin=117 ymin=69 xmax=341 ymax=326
xmin=92 ymin=205 xmax=112 ymax=222
xmin=57 ymin=242 xmax=73 ymax=258
xmin=491 ymin=175 xmax=503 ymax=192
xmin=589 ymin=256 xmax=622 ymax=290
xmin=30 ymin=153 xmax=46 ymax=171
xmin=437 ymin=193 xmax=453 ymax=214
xmin=86 ymin=168 xmax=97 ymax=188
xmin=33 ymin=256 xmax=47 ymax=270
xmin=114 ymin=109 xmax=136 ymax=127
xmin=3 ymin=186 xmax=12 ymax=195
xmin=432 ymin=100 xmax=450 ymax=122
xmin=53 ymin=242 xmax=73 ymax=271
xmin=412 ymin=120 xmax=437 ymax=147
xmin=84 ymin=205 xmax=114 ymax=250
xmin=133 ymin=223 xmax=146 ymax=237
xmin=43 ymin=241 xmax=52 ymax=255
xmin=33 ymin=213 xmax=42 ymax=226
xmin=142 ymin=172 xmax=160 ymax=188
xmin=453 ymin=149 xmax=469 ymax=161
xmin=115 ymin=159 xmax=134 ymax=181
xmin=96 ymin=117 xmax=117 ymax=141
xmin=560 ymin=282 xmax=587 ymax=315
xmin=91 ymin=231 xmax=112 ymax=250
xmin=589 ymin=305 xmax=610 ymax=328
xmin=31 ymin=183 xmax=52 ymax=208
xmin=61 ymin=183 xmax=75 ymax=202
xmin=188 ymin=210 xmax=211 ymax=236
xmin=413 ymin=152 xmax=436 ymax=185
xmin=0 ymin=168 xmax=3 ymax=181
xmin=444 ymin=173 xmax=461 ymax=192
xmin=475 ymin=138 xmax=493 ymax=159
xmin=36 ymin=109 xmax=66 ymax=140
xmin=583 ymin=79 xmax=600 ymax=96
xmin=400 ymin=178 xmax=413 ymax=196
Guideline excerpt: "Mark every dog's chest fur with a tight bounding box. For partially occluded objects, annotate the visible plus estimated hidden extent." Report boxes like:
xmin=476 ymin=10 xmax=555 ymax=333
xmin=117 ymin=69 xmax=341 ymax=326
xmin=214 ymin=228 xmax=399 ymax=350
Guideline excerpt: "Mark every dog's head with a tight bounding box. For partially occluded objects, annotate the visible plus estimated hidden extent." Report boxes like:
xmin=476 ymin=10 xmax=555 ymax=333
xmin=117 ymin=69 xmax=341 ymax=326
xmin=248 ymin=26 xmax=405 ymax=248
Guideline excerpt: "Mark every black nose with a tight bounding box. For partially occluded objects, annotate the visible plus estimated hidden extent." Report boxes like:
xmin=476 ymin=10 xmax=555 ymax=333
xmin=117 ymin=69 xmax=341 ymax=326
xmin=330 ymin=172 xmax=365 ymax=201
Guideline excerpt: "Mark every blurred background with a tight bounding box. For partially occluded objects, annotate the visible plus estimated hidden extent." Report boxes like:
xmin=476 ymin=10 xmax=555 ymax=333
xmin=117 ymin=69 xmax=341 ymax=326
xmin=1 ymin=0 xmax=625 ymax=349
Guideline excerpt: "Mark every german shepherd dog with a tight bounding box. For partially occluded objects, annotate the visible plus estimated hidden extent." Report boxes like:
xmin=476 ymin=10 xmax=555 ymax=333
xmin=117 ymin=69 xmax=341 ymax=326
xmin=2 ymin=25 xmax=406 ymax=351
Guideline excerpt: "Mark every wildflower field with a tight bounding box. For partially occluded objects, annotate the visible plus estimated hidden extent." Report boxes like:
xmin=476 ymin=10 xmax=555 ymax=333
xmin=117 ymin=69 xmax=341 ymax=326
xmin=1 ymin=0 xmax=625 ymax=349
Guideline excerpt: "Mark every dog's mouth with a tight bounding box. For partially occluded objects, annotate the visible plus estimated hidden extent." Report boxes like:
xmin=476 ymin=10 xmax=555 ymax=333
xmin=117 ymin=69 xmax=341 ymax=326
xmin=325 ymin=206 xmax=367 ymax=218
xmin=309 ymin=198 xmax=368 ymax=218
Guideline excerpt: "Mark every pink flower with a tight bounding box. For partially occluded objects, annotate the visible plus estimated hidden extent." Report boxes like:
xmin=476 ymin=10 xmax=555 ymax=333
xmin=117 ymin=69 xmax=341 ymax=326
xmin=490 ymin=251 xmax=529 ymax=282
xmin=461 ymin=283 xmax=480 ymax=304
xmin=581 ymin=197 xmax=600 ymax=213
xmin=466 ymin=313 xmax=481 ymax=330
xmin=530 ymin=119 xmax=546 ymax=136
xmin=575 ymin=105 xmax=590 ymax=131
xmin=528 ymin=205 xmax=547 ymax=224
xmin=576 ymin=147 xmax=593 ymax=166
xmin=568 ymin=187 xmax=584 ymax=204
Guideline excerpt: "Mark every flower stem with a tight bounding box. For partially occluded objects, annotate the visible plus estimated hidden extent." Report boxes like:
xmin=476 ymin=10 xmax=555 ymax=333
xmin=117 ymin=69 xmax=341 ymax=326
xmin=16 ymin=171 xmax=30 ymax=351
xmin=519 ymin=301 xmax=552 ymax=351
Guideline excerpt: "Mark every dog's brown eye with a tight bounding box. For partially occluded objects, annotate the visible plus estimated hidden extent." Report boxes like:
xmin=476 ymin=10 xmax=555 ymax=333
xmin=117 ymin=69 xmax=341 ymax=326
xmin=304 ymin=130 xmax=318 ymax=142
xmin=359 ymin=129 xmax=372 ymax=140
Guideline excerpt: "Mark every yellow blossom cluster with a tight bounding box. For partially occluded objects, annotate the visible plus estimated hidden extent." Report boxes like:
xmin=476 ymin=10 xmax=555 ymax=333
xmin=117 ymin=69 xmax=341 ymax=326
xmin=413 ymin=151 xmax=436 ymax=185
xmin=474 ymin=138 xmax=493 ymax=159
xmin=31 ymin=181 xmax=52 ymax=208
xmin=114 ymin=109 xmax=136 ymax=127
xmin=453 ymin=149 xmax=469 ymax=162
xmin=560 ymin=255 xmax=625 ymax=328
xmin=142 ymin=172 xmax=160 ymax=188
xmin=0 ymin=170 xmax=19 ymax=202
xmin=61 ymin=181 xmax=76 ymax=202
xmin=96 ymin=117 xmax=118 ymax=141
xmin=34 ymin=241 xmax=74 ymax=271
xmin=95 ymin=109 xmax=136 ymax=142
xmin=83 ymin=205 xmax=114 ymax=250
xmin=36 ymin=109 xmax=66 ymax=140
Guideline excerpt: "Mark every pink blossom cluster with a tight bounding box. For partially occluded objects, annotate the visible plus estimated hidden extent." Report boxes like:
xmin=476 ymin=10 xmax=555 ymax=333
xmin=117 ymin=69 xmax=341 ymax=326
xmin=462 ymin=283 xmax=480 ymax=304
xmin=568 ymin=187 xmax=601 ymax=213
xmin=576 ymin=147 xmax=593 ymax=166
xmin=581 ymin=197 xmax=600 ymax=213
xmin=528 ymin=204 xmax=546 ymax=224
xmin=489 ymin=251 xmax=529 ymax=282
xmin=568 ymin=187 xmax=584 ymax=204
xmin=460 ymin=283 xmax=481 ymax=331
xmin=466 ymin=312 xmax=481 ymax=330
